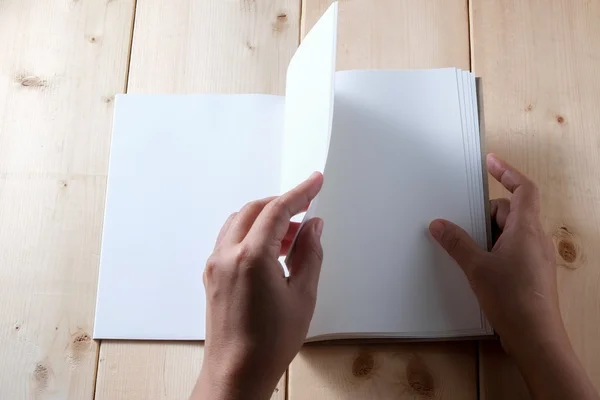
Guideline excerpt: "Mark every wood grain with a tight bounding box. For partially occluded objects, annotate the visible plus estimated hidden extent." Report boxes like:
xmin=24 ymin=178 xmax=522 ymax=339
xmin=95 ymin=342 xmax=291 ymax=400
xmin=290 ymin=343 xmax=477 ymax=399
xmin=95 ymin=341 xmax=286 ymax=400
xmin=0 ymin=0 xmax=135 ymax=398
xmin=93 ymin=0 xmax=299 ymax=398
xmin=302 ymin=0 xmax=470 ymax=70
xmin=290 ymin=1 xmax=477 ymax=399
xmin=471 ymin=0 xmax=600 ymax=397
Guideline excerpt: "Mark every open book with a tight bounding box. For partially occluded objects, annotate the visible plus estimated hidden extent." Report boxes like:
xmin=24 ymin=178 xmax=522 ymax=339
xmin=93 ymin=2 xmax=493 ymax=341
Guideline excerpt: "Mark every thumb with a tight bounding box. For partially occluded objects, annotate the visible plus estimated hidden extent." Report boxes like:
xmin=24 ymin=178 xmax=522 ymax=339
xmin=429 ymin=219 xmax=483 ymax=275
xmin=287 ymin=218 xmax=324 ymax=293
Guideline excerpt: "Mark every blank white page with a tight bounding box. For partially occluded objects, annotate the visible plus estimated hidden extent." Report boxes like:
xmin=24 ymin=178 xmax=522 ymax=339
xmin=307 ymin=69 xmax=486 ymax=339
xmin=280 ymin=1 xmax=337 ymax=193
xmin=94 ymin=94 xmax=284 ymax=340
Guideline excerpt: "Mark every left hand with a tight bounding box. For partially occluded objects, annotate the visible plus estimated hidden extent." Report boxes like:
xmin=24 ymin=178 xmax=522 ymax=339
xmin=191 ymin=172 xmax=325 ymax=400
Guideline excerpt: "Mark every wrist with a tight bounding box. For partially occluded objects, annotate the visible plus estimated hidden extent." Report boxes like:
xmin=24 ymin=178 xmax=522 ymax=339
xmin=498 ymin=306 xmax=568 ymax=360
xmin=504 ymin=317 xmax=574 ymax=373
xmin=506 ymin=327 xmax=599 ymax=400
xmin=192 ymin=358 xmax=277 ymax=400
xmin=193 ymin=371 xmax=244 ymax=400
xmin=192 ymin=372 xmax=238 ymax=400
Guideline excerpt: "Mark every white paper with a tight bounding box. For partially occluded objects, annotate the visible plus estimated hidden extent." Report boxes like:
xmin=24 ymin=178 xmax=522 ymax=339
xmin=279 ymin=2 xmax=338 ymax=193
xmin=94 ymin=2 xmax=339 ymax=340
xmin=94 ymin=1 xmax=491 ymax=341
xmin=93 ymin=94 xmax=284 ymax=339
xmin=306 ymin=69 xmax=487 ymax=339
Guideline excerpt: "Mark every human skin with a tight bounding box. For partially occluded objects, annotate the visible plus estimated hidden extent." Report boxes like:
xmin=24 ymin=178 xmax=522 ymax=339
xmin=191 ymin=156 xmax=599 ymax=400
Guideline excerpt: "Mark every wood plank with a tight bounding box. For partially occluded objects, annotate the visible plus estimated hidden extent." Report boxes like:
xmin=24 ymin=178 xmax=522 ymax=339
xmin=93 ymin=0 xmax=299 ymax=398
xmin=0 ymin=0 xmax=135 ymax=398
xmin=471 ymin=0 xmax=600 ymax=398
xmin=302 ymin=0 xmax=470 ymax=70
xmin=290 ymin=1 xmax=477 ymax=399
xmin=95 ymin=342 xmax=289 ymax=400
xmin=290 ymin=343 xmax=477 ymax=399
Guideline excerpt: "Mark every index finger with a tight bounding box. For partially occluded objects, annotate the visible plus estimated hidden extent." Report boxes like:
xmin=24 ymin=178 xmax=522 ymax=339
xmin=245 ymin=172 xmax=324 ymax=253
xmin=486 ymin=153 xmax=540 ymax=214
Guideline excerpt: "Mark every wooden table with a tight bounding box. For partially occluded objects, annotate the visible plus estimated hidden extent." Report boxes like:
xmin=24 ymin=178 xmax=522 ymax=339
xmin=1 ymin=0 xmax=599 ymax=398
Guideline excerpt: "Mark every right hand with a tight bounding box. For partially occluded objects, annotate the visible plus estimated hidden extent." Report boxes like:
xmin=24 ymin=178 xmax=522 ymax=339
xmin=193 ymin=173 xmax=324 ymax=400
xmin=429 ymin=153 xmax=565 ymax=356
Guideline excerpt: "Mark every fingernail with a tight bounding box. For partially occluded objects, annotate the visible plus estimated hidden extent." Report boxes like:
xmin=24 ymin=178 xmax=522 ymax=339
xmin=314 ymin=219 xmax=324 ymax=238
xmin=429 ymin=220 xmax=445 ymax=240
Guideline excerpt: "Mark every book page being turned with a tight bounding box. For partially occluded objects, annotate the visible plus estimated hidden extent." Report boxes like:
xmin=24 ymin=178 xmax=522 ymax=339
xmin=306 ymin=69 xmax=488 ymax=339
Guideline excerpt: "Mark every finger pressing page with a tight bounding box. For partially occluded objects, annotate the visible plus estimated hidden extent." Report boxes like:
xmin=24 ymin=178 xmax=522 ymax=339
xmin=490 ymin=198 xmax=510 ymax=231
xmin=246 ymin=172 xmax=323 ymax=253
xmin=429 ymin=219 xmax=483 ymax=276
xmin=279 ymin=223 xmax=302 ymax=256
xmin=287 ymin=218 xmax=324 ymax=291
xmin=283 ymin=222 xmax=302 ymax=242
xmin=280 ymin=239 xmax=293 ymax=256
xmin=224 ymin=196 xmax=276 ymax=244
